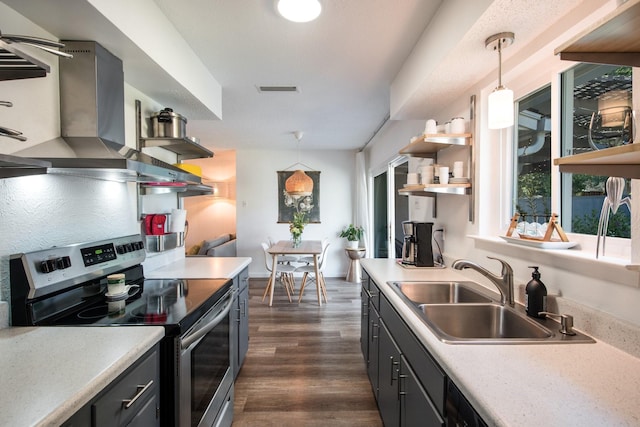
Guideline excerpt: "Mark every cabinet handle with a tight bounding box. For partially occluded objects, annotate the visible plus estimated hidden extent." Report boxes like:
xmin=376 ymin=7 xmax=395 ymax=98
xmin=122 ymin=380 xmax=154 ymax=409
xmin=241 ymin=300 xmax=247 ymax=317
xmin=398 ymin=374 xmax=407 ymax=397
xmin=371 ymin=322 xmax=379 ymax=341
xmin=390 ymin=357 xmax=399 ymax=385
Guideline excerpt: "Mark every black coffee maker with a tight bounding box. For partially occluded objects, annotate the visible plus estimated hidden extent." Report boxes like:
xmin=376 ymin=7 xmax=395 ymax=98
xmin=401 ymin=221 xmax=434 ymax=267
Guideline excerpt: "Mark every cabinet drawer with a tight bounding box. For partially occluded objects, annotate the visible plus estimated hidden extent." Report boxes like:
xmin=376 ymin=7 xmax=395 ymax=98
xmin=368 ymin=278 xmax=381 ymax=311
xmin=236 ymin=267 xmax=249 ymax=292
xmin=93 ymin=348 xmax=159 ymax=427
xmin=380 ymin=294 xmax=446 ymax=415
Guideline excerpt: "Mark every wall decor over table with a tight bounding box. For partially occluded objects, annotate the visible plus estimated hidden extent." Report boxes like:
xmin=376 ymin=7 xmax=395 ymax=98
xmin=277 ymin=170 xmax=320 ymax=223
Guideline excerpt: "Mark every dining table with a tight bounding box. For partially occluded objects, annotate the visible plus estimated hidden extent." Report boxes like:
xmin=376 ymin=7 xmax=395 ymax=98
xmin=267 ymin=240 xmax=323 ymax=307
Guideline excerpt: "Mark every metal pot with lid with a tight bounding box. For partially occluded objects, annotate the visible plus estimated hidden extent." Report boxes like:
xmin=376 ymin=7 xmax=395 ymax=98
xmin=150 ymin=107 xmax=187 ymax=138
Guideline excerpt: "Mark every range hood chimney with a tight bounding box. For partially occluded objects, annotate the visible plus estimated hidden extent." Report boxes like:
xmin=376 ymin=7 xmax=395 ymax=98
xmin=16 ymin=41 xmax=204 ymax=184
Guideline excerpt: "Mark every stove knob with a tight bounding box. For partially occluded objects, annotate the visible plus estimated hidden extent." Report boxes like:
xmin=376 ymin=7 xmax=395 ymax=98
xmin=136 ymin=241 xmax=145 ymax=250
xmin=42 ymin=259 xmax=58 ymax=273
xmin=40 ymin=260 xmax=50 ymax=273
xmin=56 ymin=256 xmax=71 ymax=269
xmin=125 ymin=243 xmax=133 ymax=253
xmin=116 ymin=245 xmax=125 ymax=254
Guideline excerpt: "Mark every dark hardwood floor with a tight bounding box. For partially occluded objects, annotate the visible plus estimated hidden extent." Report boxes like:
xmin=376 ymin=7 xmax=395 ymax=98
xmin=232 ymin=276 xmax=383 ymax=427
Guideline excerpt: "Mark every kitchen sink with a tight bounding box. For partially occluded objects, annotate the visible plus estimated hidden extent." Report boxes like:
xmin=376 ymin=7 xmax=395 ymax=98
xmin=418 ymin=303 xmax=554 ymax=343
xmin=388 ymin=281 xmax=594 ymax=344
xmin=390 ymin=281 xmax=494 ymax=304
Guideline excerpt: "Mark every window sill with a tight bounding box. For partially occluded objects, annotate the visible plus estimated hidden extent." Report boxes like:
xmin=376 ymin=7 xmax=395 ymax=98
xmin=468 ymin=235 xmax=639 ymax=287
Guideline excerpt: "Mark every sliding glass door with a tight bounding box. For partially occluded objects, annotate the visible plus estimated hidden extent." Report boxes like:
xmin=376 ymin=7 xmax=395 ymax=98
xmin=372 ymin=157 xmax=408 ymax=259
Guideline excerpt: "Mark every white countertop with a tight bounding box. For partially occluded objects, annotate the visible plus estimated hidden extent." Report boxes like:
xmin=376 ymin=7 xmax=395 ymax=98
xmin=144 ymin=256 xmax=251 ymax=279
xmin=0 ymin=326 xmax=164 ymax=427
xmin=362 ymin=259 xmax=640 ymax=427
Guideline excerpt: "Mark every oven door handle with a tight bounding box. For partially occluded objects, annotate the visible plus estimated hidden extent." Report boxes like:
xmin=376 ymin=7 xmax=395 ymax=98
xmin=180 ymin=289 xmax=235 ymax=351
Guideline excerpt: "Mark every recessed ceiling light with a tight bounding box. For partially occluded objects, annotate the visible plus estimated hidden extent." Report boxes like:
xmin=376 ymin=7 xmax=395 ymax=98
xmin=276 ymin=0 xmax=322 ymax=23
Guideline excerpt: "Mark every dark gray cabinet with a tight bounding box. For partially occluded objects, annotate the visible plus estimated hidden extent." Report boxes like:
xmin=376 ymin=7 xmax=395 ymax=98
xmin=400 ymin=355 xmax=443 ymax=427
xmin=362 ymin=272 xmax=381 ymax=396
xmin=232 ymin=267 xmax=250 ymax=378
xmin=378 ymin=319 xmax=401 ymax=427
xmin=361 ymin=275 xmax=483 ymax=426
xmin=61 ymin=345 xmax=160 ymax=427
xmin=360 ymin=272 xmax=369 ymax=359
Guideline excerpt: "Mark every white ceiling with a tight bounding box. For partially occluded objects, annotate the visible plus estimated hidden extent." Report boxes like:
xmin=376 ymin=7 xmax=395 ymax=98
xmin=2 ymin=0 xmax=592 ymax=152
xmin=153 ymin=0 xmax=587 ymax=152
xmin=152 ymin=0 xmax=443 ymax=151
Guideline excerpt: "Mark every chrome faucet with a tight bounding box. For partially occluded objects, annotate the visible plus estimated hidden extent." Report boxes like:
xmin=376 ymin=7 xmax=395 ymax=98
xmin=452 ymin=257 xmax=514 ymax=306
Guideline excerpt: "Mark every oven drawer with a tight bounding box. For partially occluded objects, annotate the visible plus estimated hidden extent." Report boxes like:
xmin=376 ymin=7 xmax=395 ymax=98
xmin=93 ymin=346 xmax=160 ymax=427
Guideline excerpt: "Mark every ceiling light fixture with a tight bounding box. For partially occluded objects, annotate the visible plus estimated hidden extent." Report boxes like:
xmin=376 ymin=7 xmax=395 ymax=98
xmin=277 ymin=0 xmax=322 ymax=23
xmin=486 ymin=32 xmax=515 ymax=129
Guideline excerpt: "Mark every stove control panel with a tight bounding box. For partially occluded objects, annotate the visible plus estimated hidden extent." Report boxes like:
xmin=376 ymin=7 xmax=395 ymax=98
xmin=10 ymin=234 xmax=147 ymax=299
xmin=81 ymin=243 xmax=118 ymax=267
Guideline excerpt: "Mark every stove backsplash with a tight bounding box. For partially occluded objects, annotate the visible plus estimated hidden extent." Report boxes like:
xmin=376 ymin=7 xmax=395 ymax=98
xmin=0 ymin=174 xmax=139 ymax=313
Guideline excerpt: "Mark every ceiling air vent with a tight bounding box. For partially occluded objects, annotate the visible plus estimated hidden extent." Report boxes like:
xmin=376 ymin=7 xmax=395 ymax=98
xmin=257 ymin=85 xmax=299 ymax=93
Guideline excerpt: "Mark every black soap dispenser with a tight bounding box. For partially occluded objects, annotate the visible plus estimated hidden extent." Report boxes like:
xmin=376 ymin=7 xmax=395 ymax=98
xmin=525 ymin=266 xmax=547 ymax=318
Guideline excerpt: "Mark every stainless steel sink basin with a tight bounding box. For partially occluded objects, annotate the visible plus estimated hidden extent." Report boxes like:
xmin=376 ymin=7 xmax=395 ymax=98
xmin=390 ymin=281 xmax=494 ymax=304
xmin=418 ymin=303 xmax=553 ymax=343
xmin=388 ymin=281 xmax=594 ymax=344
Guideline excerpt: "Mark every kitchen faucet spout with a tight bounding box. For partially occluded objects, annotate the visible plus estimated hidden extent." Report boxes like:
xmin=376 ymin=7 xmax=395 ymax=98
xmin=451 ymin=257 xmax=514 ymax=306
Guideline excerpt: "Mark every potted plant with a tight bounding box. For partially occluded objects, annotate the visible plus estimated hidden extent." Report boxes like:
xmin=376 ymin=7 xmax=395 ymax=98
xmin=339 ymin=224 xmax=364 ymax=249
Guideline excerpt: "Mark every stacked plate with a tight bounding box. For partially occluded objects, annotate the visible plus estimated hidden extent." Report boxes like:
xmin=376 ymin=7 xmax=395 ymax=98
xmin=450 ymin=177 xmax=469 ymax=184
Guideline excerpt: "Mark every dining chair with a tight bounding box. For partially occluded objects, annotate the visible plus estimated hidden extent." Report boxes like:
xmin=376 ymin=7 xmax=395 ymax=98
xmin=261 ymin=242 xmax=296 ymax=303
xmin=267 ymin=236 xmax=300 ymax=265
xmin=298 ymin=237 xmax=329 ymax=265
xmin=295 ymin=242 xmax=330 ymax=303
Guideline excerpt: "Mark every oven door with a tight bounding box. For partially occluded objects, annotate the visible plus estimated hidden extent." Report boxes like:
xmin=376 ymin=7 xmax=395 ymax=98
xmin=179 ymin=289 xmax=235 ymax=427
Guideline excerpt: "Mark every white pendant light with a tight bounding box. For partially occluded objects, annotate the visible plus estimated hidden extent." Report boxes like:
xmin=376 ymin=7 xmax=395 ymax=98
xmin=277 ymin=0 xmax=322 ymax=23
xmin=486 ymin=32 xmax=515 ymax=129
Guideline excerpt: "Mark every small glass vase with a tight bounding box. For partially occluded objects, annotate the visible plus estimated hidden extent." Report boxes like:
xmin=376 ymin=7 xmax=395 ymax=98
xmin=291 ymin=234 xmax=301 ymax=247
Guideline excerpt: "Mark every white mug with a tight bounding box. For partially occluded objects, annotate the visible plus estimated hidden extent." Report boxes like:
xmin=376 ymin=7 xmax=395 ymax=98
xmin=107 ymin=274 xmax=126 ymax=294
xmin=451 ymin=117 xmax=465 ymax=134
xmin=407 ymin=173 xmax=418 ymax=185
xmin=439 ymin=167 xmax=450 ymax=184
xmin=453 ymin=161 xmax=464 ymax=178
xmin=425 ymin=119 xmax=437 ymax=134
xmin=420 ymin=165 xmax=434 ymax=184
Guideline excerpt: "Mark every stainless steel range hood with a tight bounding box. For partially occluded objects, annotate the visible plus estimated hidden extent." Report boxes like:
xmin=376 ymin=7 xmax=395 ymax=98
xmin=16 ymin=40 xmax=204 ymax=184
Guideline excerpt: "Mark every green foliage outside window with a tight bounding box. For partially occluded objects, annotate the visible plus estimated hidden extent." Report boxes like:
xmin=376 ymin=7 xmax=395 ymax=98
xmin=572 ymin=209 xmax=630 ymax=238
xmin=516 ymin=171 xmax=551 ymax=217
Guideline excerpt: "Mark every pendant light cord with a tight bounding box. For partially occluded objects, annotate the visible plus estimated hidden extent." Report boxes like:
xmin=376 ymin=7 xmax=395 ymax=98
xmin=497 ymin=38 xmax=503 ymax=88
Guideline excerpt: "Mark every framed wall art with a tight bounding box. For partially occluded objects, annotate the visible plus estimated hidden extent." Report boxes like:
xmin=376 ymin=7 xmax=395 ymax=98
xmin=277 ymin=170 xmax=321 ymax=223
